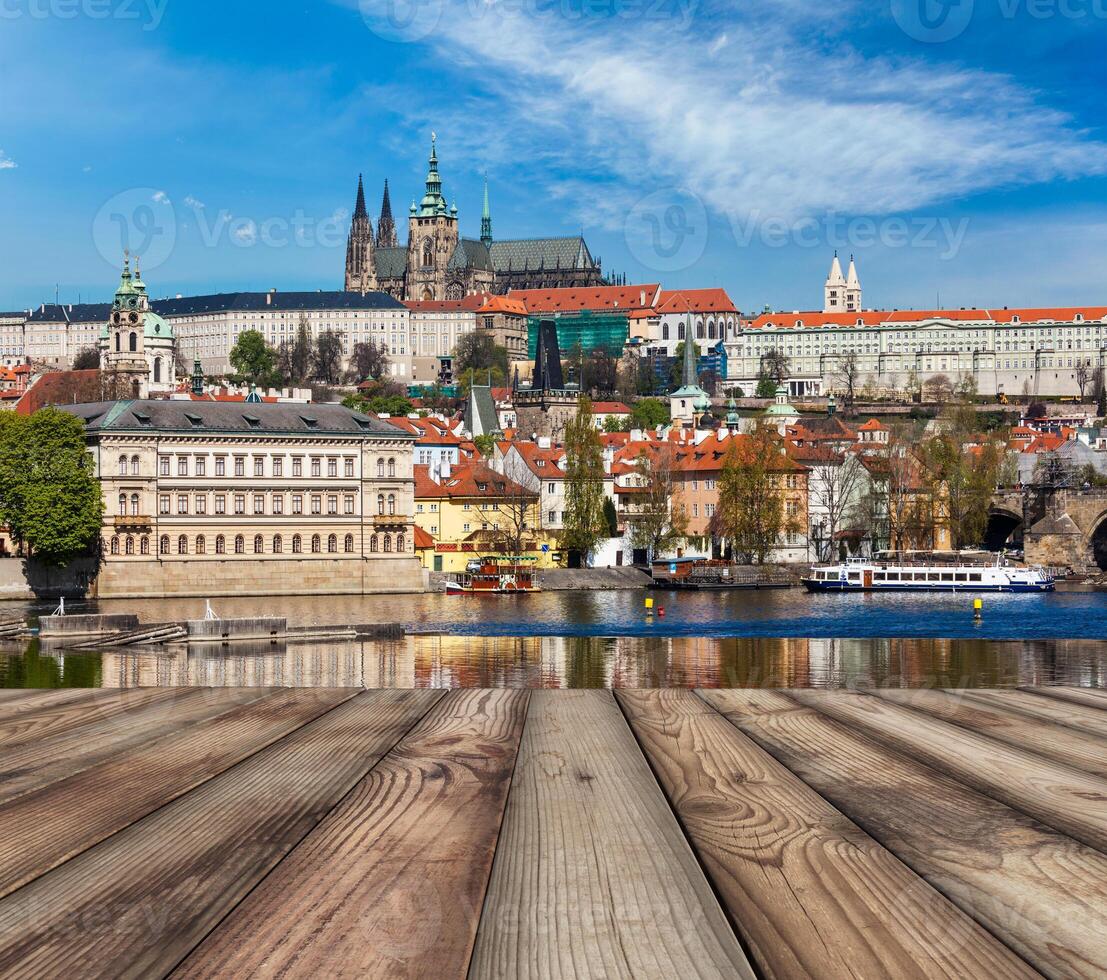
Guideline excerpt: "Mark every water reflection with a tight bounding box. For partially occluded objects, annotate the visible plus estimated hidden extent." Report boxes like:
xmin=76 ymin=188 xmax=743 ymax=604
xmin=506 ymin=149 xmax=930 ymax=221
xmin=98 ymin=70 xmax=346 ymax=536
xmin=2 ymin=635 xmax=1104 ymax=690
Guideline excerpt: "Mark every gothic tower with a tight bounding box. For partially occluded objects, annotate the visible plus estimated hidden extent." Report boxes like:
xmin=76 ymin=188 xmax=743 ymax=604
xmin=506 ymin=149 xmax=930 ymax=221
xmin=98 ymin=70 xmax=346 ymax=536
xmin=376 ymin=178 xmax=398 ymax=248
xmin=344 ymin=174 xmax=375 ymax=293
xmin=406 ymin=134 xmax=459 ymax=302
xmin=844 ymin=254 xmax=862 ymax=311
xmin=823 ymin=251 xmax=847 ymax=313
xmin=480 ymin=175 xmax=492 ymax=248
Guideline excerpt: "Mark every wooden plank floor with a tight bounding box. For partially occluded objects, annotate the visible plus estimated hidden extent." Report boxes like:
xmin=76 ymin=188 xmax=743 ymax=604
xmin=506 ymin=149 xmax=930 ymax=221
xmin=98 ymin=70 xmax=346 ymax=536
xmin=0 ymin=687 xmax=1103 ymax=979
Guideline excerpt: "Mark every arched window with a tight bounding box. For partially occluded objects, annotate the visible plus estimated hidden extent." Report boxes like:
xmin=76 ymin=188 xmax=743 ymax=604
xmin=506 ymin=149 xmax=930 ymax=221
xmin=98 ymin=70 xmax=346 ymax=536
xmin=396 ymin=533 xmax=405 ymax=553
xmin=383 ymin=534 xmax=392 ymax=553
xmin=387 ymin=493 xmax=395 ymax=515
xmin=377 ymin=494 xmax=385 ymax=516
xmin=311 ymin=534 xmax=321 ymax=553
xmin=111 ymin=536 xmax=120 ymax=555
xmin=130 ymin=493 xmax=140 ymax=516
xmin=387 ymin=458 xmax=395 ymax=477
xmin=235 ymin=534 xmax=245 ymax=554
xmin=159 ymin=535 xmax=169 ymax=555
xmin=422 ymin=239 xmax=433 ymax=267
xmin=327 ymin=533 xmax=337 ymax=553
xmin=344 ymin=534 xmax=354 ymax=553
xmin=177 ymin=535 xmax=188 ymax=555
xmin=153 ymin=357 xmax=162 ymax=384
xmin=273 ymin=535 xmax=282 ymax=554
xmin=377 ymin=458 xmax=385 ymax=477
xmin=196 ymin=535 xmax=206 ymax=555
xmin=253 ymin=534 xmax=264 ymax=554
xmin=292 ymin=534 xmax=302 ymax=554
xmin=216 ymin=535 xmax=225 ymax=555
xmin=696 ymin=320 xmax=704 ymax=339
xmin=118 ymin=493 xmax=127 ymax=516
xmin=129 ymin=332 xmax=137 ymax=352
xmin=125 ymin=536 xmax=134 ymax=555
xmin=130 ymin=455 xmax=140 ymax=475
xmin=707 ymin=321 xmax=716 ymax=339
xmin=115 ymin=333 xmax=121 ymax=352
xmin=140 ymin=537 xmax=149 ymax=555
xmin=118 ymin=455 xmax=128 ymax=476
xmin=370 ymin=534 xmax=379 ymax=553
xmin=678 ymin=322 xmax=685 ymax=340
xmin=662 ymin=323 xmax=669 ymax=340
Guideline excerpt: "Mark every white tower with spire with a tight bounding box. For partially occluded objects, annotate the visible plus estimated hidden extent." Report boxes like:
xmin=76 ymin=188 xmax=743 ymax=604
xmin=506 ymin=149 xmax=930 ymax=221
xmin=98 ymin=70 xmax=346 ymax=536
xmin=844 ymin=254 xmax=861 ymax=312
xmin=823 ymin=251 xmax=847 ymax=312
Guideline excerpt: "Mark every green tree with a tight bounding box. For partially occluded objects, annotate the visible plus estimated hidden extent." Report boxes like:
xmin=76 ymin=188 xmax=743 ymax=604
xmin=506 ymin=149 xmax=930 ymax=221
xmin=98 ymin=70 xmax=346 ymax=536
xmin=473 ymin=434 xmax=496 ymax=457
xmin=603 ymin=415 xmax=628 ymax=434
xmin=454 ymin=332 xmax=508 ymax=378
xmin=562 ymin=397 xmax=609 ymax=562
xmin=628 ymin=398 xmax=670 ymax=430
xmin=312 ymin=329 xmax=345 ymax=385
xmin=71 ymin=346 xmax=101 ymax=371
xmin=755 ymin=374 xmax=778 ymax=399
xmin=229 ymin=329 xmax=277 ymax=386
xmin=342 ymin=392 xmax=413 ymax=416
xmin=278 ymin=315 xmax=314 ymax=385
xmin=0 ymin=409 xmax=103 ymax=566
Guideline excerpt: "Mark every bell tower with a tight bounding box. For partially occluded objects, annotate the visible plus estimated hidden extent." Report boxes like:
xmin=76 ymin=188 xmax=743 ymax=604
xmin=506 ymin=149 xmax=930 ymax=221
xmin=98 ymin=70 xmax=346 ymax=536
xmin=406 ymin=133 xmax=458 ymax=301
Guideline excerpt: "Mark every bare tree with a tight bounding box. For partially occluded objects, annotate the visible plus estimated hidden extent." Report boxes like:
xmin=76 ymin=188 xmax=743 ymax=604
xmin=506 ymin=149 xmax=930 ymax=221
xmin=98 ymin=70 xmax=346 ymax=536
xmin=1076 ymin=359 xmax=1092 ymax=401
xmin=349 ymin=339 xmax=390 ymax=383
xmin=807 ymin=451 xmax=867 ymax=561
xmin=473 ymin=475 xmax=540 ymax=557
xmin=626 ymin=444 xmax=688 ymax=559
xmin=761 ymin=349 xmax=790 ymax=384
xmin=924 ymin=373 xmax=954 ymax=407
xmin=71 ymin=347 xmax=100 ymax=371
xmin=278 ymin=314 xmax=314 ymax=385
xmin=835 ymin=351 xmax=860 ymax=412
xmin=313 ymin=330 xmax=345 ymax=385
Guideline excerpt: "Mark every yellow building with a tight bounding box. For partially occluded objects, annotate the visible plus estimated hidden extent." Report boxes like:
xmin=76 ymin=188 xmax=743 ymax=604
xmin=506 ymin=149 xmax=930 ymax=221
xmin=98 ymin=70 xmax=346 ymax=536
xmin=413 ymin=461 xmax=559 ymax=572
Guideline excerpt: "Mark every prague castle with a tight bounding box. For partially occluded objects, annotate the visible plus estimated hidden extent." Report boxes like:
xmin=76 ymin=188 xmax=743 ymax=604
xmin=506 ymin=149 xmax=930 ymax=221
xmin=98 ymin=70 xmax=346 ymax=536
xmin=344 ymin=135 xmax=605 ymax=301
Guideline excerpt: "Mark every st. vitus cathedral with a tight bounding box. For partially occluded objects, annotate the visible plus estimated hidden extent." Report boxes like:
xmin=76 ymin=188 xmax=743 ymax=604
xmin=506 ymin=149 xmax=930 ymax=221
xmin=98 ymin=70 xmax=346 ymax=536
xmin=344 ymin=135 xmax=605 ymax=301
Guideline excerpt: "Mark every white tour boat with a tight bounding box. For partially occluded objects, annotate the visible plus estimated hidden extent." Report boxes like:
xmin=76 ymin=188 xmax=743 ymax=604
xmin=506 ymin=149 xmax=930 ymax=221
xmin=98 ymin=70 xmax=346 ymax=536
xmin=803 ymin=553 xmax=1055 ymax=593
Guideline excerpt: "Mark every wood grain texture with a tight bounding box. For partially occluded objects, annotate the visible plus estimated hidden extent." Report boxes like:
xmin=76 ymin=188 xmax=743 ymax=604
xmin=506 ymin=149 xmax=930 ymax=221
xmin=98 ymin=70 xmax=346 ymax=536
xmin=0 ymin=687 xmax=185 ymax=749
xmin=471 ymin=690 xmax=752 ymax=980
xmin=703 ymin=689 xmax=1107 ymax=980
xmin=787 ymin=689 xmax=1107 ymax=853
xmin=0 ymin=688 xmax=109 ymax=717
xmin=871 ymin=688 xmax=1107 ymax=778
xmin=0 ymin=687 xmax=354 ymax=899
xmin=0 ymin=690 xmax=443 ymax=980
xmin=623 ymin=689 xmax=1037 ymax=980
xmin=174 ymin=688 xmax=528 ymax=980
xmin=0 ymin=688 xmax=274 ymax=804
xmin=962 ymin=690 xmax=1107 ymax=740
xmin=1026 ymin=687 xmax=1107 ymax=712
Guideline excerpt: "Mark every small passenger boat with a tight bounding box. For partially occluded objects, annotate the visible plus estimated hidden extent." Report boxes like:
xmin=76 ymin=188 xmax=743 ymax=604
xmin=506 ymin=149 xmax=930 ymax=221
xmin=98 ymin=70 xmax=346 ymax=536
xmin=445 ymin=556 xmax=540 ymax=595
xmin=803 ymin=553 xmax=1054 ymax=593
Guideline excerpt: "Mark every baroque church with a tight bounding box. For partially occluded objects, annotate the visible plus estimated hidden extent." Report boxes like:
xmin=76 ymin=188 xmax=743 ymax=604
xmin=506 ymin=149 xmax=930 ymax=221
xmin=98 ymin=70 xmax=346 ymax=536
xmin=344 ymin=136 xmax=606 ymax=301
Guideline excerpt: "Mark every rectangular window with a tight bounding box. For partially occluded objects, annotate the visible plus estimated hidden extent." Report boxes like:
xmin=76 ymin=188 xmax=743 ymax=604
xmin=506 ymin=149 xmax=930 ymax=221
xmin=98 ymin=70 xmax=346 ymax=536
xmin=344 ymin=459 xmax=355 ymax=477
xmin=177 ymin=458 xmax=188 ymax=477
xmin=253 ymin=495 xmax=265 ymax=515
xmin=159 ymin=457 xmax=170 ymax=476
xmin=311 ymin=458 xmax=321 ymax=477
xmin=254 ymin=458 xmax=264 ymax=477
xmin=292 ymin=457 xmax=303 ymax=477
xmin=215 ymin=494 xmax=226 ymax=515
xmin=234 ymin=494 xmax=245 ymax=515
xmin=215 ymin=457 xmax=225 ymax=477
xmin=273 ymin=495 xmax=284 ymax=515
xmin=292 ymin=494 xmax=303 ymax=515
xmin=311 ymin=495 xmax=321 ymax=515
xmin=177 ymin=495 xmax=188 ymax=514
xmin=328 ymin=459 xmax=338 ymax=478
xmin=195 ymin=457 xmax=206 ymax=477
xmin=273 ymin=457 xmax=283 ymax=477
xmin=159 ymin=494 xmax=170 ymax=515
xmin=344 ymin=496 xmax=354 ymax=515
xmin=463 ymin=523 xmax=470 ymax=533
xmin=234 ymin=457 xmax=245 ymax=477
xmin=195 ymin=495 xmax=207 ymax=515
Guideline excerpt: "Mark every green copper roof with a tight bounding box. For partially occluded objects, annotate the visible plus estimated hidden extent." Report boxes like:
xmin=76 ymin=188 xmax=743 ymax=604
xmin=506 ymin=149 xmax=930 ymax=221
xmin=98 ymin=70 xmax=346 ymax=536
xmin=417 ymin=134 xmax=450 ymax=217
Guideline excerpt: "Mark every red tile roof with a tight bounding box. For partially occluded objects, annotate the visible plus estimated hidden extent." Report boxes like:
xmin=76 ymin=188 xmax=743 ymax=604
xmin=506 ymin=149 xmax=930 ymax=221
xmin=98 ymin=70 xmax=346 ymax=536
xmin=748 ymin=307 xmax=1107 ymax=331
xmin=591 ymin=401 xmax=631 ymax=415
xmin=413 ymin=525 xmax=435 ymax=549
xmin=15 ymin=370 xmax=103 ymax=415
xmin=657 ymin=288 xmax=738 ymax=315
xmin=508 ymin=284 xmax=661 ymax=314
xmin=477 ymin=295 xmax=527 ymax=316
xmin=414 ymin=462 xmax=536 ymax=500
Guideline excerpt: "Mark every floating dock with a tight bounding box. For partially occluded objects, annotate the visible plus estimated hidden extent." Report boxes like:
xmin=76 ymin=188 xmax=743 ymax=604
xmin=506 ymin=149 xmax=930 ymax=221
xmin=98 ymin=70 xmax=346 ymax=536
xmin=0 ymin=686 xmax=1103 ymax=977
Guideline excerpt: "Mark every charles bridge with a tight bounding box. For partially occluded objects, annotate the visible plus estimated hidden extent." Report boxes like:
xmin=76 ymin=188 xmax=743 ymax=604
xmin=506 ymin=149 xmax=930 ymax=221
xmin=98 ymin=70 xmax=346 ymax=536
xmin=988 ymin=488 xmax=1107 ymax=573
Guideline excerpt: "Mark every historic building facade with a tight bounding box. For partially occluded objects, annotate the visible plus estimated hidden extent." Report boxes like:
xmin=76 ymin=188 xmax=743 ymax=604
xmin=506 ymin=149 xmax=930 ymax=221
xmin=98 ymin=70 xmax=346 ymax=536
xmin=344 ymin=136 xmax=605 ymax=302
xmin=99 ymin=256 xmax=177 ymax=398
xmin=63 ymin=400 xmax=424 ymax=597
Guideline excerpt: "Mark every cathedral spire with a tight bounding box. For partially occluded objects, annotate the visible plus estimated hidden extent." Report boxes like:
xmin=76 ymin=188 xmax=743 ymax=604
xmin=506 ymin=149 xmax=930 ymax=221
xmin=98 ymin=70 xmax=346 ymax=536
xmin=418 ymin=132 xmax=448 ymax=216
xmin=376 ymin=178 xmax=397 ymax=247
xmin=345 ymin=173 xmax=375 ymax=292
xmin=480 ymin=174 xmax=492 ymax=247
xmin=682 ymin=302 xmax=698 ymax=389
xmin=353 ymin=173 xmax=368 ymax=220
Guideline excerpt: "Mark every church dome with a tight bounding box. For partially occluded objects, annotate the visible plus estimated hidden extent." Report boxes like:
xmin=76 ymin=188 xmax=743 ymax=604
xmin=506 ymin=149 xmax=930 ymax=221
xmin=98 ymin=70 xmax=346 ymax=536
xmin=144 ymin=310 xmax=174 ymax=340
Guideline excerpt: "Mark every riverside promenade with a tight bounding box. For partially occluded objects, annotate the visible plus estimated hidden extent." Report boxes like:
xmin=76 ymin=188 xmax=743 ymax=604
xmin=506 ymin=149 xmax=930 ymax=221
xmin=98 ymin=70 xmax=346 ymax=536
xmin=0 ymin=686 xmax=1104 ymax=977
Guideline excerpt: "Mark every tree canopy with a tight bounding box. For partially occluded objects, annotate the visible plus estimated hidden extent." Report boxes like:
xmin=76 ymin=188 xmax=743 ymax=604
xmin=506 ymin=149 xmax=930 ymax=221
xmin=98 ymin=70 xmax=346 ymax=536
xmin=229 ymin=329 xmax=278 ymax=386
xmin=562 ymin=397 xmax=609 ymax=560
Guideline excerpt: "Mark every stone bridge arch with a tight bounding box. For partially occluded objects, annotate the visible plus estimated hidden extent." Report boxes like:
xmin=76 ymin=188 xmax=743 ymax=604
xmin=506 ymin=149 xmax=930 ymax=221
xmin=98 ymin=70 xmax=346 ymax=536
xmin=1025 ymin=490 xmax=1107 ymax=572
xmin=984 ymin=503 xmax=1023 ymax=552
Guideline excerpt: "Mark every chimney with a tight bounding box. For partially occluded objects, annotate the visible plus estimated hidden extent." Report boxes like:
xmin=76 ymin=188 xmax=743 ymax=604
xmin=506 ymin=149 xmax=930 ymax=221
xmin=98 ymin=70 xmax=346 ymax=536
xmin=639 ymin=290 xmax=646 ymax=307
xmin=538 ymin=435 xmax=551 ymax=449
xmin=266 ymin=292 xmax=272 ymax=306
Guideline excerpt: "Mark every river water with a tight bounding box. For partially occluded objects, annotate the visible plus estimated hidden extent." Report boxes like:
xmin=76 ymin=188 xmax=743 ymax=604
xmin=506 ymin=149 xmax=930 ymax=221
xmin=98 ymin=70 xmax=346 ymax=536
xmin=2 ymin=588 xmax=1105 ymax=690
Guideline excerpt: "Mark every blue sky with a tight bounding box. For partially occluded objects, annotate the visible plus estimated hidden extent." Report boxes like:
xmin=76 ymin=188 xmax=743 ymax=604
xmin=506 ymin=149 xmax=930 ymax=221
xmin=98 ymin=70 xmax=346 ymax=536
xmin=1 ymin=0 xmax=1106 ymax=313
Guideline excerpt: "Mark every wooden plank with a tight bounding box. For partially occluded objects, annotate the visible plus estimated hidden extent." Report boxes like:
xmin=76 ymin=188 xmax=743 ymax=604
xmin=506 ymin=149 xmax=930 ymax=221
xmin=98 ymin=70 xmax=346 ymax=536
xmin=0 ymin=687 xmax=354 ymax=899
xmin=0 ymin=687 xmax=274 ymax=805
xmin=0 ymin=690 xmax=444 ymax=980
xmin=621 ymin=690 xmax=1037 ymax=980
xmin=962 ymin=689 xmax=1107 ymax=741
xmin=702 ymin=689 xmax=1107 ymax=979
xmin=787 ymin=689 xmax=1107 ymax=853
xmin=0 ymin=687 xmax=185 ymax=749
xmin=1026 ymin=687 xmax=1107 ymax=712
xmin=174 ymin=689 xmax=528 ymax=980
xmin=0 ymin=688 xmax=109 ymax=717
xmin=471 ymin=690 xmax=752 ymax=980
xmin=871 ymin=688 xmax=1107 ymax=779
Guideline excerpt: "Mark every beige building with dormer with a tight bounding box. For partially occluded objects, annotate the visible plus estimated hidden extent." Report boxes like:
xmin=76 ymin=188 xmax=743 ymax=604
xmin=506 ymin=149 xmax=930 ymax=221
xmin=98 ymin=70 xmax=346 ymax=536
xmin=61 ymin=399 xmax=424 ymax=598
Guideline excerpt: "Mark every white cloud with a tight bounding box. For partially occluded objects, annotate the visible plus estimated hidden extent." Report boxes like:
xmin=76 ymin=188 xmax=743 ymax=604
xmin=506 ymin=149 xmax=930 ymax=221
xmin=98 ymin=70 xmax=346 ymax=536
xmin=367 ymin=1 xmax=1107 ymax=232
xmin=0 ymin=150 xmax=17 ymax=171
xmin=152 ymin=190 xmax=170 ymax=204
xmin=233 ymin=220 xmax=258 ymax=245
xmin=184 ymin=195 xmax=206 ymax=209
